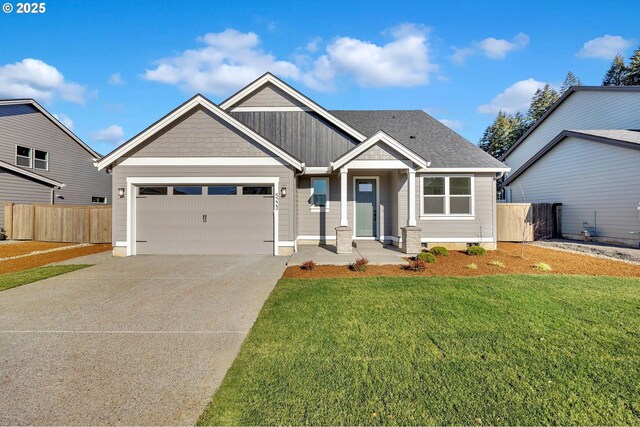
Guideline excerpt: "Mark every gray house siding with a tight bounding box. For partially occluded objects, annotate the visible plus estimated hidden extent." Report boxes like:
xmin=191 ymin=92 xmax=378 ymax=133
xmin=125 ymin=107 xmax=271 ymax=158
xmin=509 ymin=137 xmax=640 ymax=245
xmin=356 ymin=143 xmax=407 ymax=161
xmin=112 ymin=165 xmax=295 ymax=244
xmin=230 ymin=111 xmax=358 ymax=166
xmin=0 ymin=168 xmax=53 ymax=226
xmin=230 ymin=83 xmax=307 ymax=109
xmin=505 ymin=91 xmax=640 ymax=173
xmin=0 ymin=103 xmax=111 ymax=208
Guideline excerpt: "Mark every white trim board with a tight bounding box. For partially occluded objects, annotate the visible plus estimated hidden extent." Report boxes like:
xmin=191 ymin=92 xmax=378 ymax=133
xmin=419 ymin=174 xmax=475 ymax=218
xmin=0 ymin=159 xmax=65 ymax=188
xmin=118 ymin=157 xmax=287 ymax=167
xmin=220 ymin=73 xmax=368 ymax=142
xmin=125 ymin=176 xmax=279 ymax=256
xmin=419 ymin=167 xmax=511 ymax=173
xmin=96 ymin=95 xmax=303 ymax=171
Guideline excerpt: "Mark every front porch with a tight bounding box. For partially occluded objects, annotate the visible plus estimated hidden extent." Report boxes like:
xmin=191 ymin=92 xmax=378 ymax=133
xmin=287 ymin=241 xmax=412 ymax=266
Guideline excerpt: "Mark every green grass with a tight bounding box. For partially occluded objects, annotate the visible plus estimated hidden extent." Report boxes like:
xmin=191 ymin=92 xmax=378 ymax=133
xmin=0 ymin=265 xmax=91 ymax=292
xmin=199 ymin=275 xmax=640 ymax=426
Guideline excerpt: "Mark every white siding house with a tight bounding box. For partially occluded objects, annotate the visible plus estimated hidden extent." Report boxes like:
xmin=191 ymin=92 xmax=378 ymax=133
xmin=502 ymin=87 xmax=640 ymax=247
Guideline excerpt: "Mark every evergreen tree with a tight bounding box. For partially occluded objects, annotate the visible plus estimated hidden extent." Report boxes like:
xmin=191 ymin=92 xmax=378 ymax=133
xmin=560 ymin=71 xmax=582 ymax=94
xmin=624 ymin=47 xmax=640 ymax=86
xmin=602 ymin=54 xmax=627 ymax=86
xmin=527 ymin=83 xmax=559 ymax=126
xmin=479 ymin=111 xmax=526 ymax=158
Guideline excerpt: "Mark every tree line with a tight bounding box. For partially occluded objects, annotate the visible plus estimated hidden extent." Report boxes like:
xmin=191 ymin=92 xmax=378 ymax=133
xmin=479 ymin=46 xmax=640 ymax=159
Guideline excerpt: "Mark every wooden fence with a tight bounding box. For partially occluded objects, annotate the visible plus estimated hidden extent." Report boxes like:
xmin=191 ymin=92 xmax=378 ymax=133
xmin=4 ymin=203 xmax=111 ymax=243
xmin=496 ymin=203 xmax=559 ymax=242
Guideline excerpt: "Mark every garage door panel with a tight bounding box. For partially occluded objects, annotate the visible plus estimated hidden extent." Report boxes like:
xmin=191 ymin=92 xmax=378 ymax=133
xmin=135 ymin=185 xmax=273 ymax=255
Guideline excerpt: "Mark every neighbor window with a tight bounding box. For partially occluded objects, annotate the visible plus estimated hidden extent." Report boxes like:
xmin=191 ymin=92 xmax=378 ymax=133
xmin=139 ymin=187 xmax=168 ymax=196
xmin=242 ymin=186 xmax=272 ymax=195
xmin=34 ymin=150 xmax=49 ymax=170
xmin=207 ymin=185 xmax=237 ymax=195
xmin=91 ymin=196 xmax=107 ymax=204
xmin=173 ymin=186 xmax=203 ymax=195
xmin=421 ymin=176 xmax=473 ymax=217
xmin=16 ymin=146 xmax=32 ymax=168
xmin=311 ymin=177 xmax=329 ymax=210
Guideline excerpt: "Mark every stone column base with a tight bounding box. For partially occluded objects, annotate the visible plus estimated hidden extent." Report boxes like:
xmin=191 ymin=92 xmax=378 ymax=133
xmin=335 ymin=226 xmax=353 ymax=254
xmin=401 ymin=226 xmax=422 ymax=254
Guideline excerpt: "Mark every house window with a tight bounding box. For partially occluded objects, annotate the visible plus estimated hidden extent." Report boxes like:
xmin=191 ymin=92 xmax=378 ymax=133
xmin=34 ymin=150 xmax=49 ymax=170
xmin=16 ymin=146 xmax=32 ymax=168
xmin=242 ymin=186 xmax=272 ymax=195
xmin=173 ymin=186 xmax=203 ymax=195
xmin=421 ymin=176 xmax=473 ymax=217
xmin=92 ymin=196 xmax=107 ymax=204
xmin=311 ymin=177 xmax=329 ymax=210
xmin=207 ymin=186 xmax=237 ymax=195
xmin=139 ymin=187 xmax=168 ymax=196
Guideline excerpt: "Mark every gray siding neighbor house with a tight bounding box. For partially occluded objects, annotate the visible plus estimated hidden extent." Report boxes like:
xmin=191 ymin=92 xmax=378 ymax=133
xmin=502 ymin=87 xmax=640 ymax=247
xmin=0 ymin=100 xmax=112 ymax=227
xmin=97 ymin=73 xmax=509 ymax=256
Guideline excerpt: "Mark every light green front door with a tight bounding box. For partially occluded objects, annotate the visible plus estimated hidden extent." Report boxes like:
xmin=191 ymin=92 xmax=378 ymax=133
xmin=355 ymin=179 xmax=377 ymax=237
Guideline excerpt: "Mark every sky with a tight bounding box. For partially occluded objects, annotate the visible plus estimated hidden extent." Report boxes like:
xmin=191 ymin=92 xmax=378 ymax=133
xmin=0 ymin=0 xmax=638 ymax=155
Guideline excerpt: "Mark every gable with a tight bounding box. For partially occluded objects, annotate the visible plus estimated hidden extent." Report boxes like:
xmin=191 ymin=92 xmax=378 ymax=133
xmin=228 ymin=83 xmax=307 ymax=109
xmin=125 ymin=106 xmax=271 ymax=158
xmin=353 ymin=142 xmax=408 ymax=161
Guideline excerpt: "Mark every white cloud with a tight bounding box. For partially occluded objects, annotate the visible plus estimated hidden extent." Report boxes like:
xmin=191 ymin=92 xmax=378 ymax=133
xmin=576 ymin=35 xmax=635 ymax=59
xmin=438 ymin=118 xmax=463 ymax=130
xmin=91 ymin=125 xmax=124 ymax=144
xmin=306 ymin=37 xmax=322 ymax=53
xmin=144 ymin=29 xmax=300 ymax=96
xmin=450 ymin=33 xmax=529 ymax=65
xmin=478 ymin=78 xmax=545 ymax=114
xmin=308 ymin=23 xmax=436 ymax=89
xmin=53 ymin=113 xmax=74 ymax=131
xmin=108 ymin=73 xmax=125 ymax=85
xmin=0 ymin=58 xmax=86 ymax=104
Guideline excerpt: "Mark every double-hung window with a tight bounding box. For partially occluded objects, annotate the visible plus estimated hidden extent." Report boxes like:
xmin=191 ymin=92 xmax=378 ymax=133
xmin=34 ymin=150 xmax=49 ymax=170
xmin=310 ymin=177 xmax=329 ymax=211
xmin=16 ymin=146 xmax=32 ymax=167
xmin=421 ymin=176 xmax=473 ymax=217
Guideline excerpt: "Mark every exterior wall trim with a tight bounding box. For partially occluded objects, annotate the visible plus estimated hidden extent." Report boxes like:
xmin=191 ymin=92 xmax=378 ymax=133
xmin=228 ymin=106 xmax=312 ymax=112
xmin=418 ymin=174 xmax=475 ymax=220
xmin=420 ymin=167 xmax=510 ymax=173
xmin=125 ymin=176 xmax=279 ymax=256
xmin=0 ymin=159 xmax=65 ymax=188
xmin=118 ymin=157 xmax=287 ymax=167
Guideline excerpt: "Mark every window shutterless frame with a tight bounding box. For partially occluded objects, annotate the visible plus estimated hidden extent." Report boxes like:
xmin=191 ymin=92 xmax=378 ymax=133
xmin=15 ymin=145 xmax=32 ymax=168
xmin=34 ymin=150 xmax=49 ymax=170
xmin=419 ymin=175 xmax=475 ymax=219
xmin=310 ymin=177 xmax=329 ymax=211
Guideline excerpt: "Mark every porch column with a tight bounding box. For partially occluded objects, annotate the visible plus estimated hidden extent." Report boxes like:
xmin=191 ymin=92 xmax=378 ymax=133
xmin=407 ymin=168 xmax=416 ymax=226
xmin=340 ymin=169 xmax=348 ymax=226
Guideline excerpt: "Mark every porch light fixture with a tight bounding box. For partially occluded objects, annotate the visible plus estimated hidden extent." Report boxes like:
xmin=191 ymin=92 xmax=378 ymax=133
xmin=118 ymin=187 xmax=125 ymax=198
xmin=280 ymin=186 xmax=287 ymax=197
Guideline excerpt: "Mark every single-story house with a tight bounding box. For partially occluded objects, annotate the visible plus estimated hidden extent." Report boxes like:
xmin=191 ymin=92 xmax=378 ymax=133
xmin=96 ymin=73 xmax=509 ymax=256
xmin=0 ymin=99 xmax=112 ymax=227
xmin=502 ymin=86 xmax=640 ymax=247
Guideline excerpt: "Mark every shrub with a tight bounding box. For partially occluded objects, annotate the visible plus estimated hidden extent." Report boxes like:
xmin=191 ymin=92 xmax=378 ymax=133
xmin=350 ymin=257 xmax=369 ymax=272
xmin=406 ymin=259 xmax=428 ymax=271
xmin=301 ymin=260 xmax=316 ymax=271
xmin=466 ymin=263 xmax=478 ymax=270
xmin=533 ymin=262 xmax=552 ymax=271
xmin=416 ymin=251 xmax=437 ymax=263
xmin=466 ymin=245 xmax=486 ymax=256
xmin=430 ymin=246 xmax=449 ymax=256
xmin=489 ymin=260 xmax=505 ymax=268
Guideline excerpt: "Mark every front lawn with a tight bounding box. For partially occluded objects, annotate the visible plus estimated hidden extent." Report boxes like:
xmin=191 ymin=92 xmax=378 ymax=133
xmin=199 ymin=275 xmax=640 ymax=426
xmin=0 ymin=265 xmax=90 ymax=292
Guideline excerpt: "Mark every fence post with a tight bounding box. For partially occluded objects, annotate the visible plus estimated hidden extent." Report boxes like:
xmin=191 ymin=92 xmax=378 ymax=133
xmin=87 ymin=207 xmax=92 ymax=244
xmin=31 ymin=204 xmax=36 ymax=241
xmin=4 ymin=203 xmax=13 ymax=240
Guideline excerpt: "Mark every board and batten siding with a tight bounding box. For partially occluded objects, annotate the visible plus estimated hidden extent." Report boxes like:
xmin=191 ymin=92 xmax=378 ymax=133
xmin=125 ymin=107 xmax=271 ymax=158
xmin=0 ymin=168 xmax=52 ymax=226
xmin=414 ymin=173 xmax=496 ymax=241
xmin=508 ymin=137 xmax=640 ymax=244
xmin=505 ymin=91 xmax=640 ymax=173
xmin=297 ymin=170 xmax=395 ymax=240
xmin=0 ymin=104 xmax=111 ymax=208
xmin=230 ymin=83 xmax=307 ymax=109
xmin=112 ymin=165 xmax=295 ymax=244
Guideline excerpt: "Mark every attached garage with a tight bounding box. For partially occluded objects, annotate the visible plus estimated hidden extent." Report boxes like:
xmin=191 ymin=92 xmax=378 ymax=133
xmin=133 ymin=182 xmax=276 ymax=255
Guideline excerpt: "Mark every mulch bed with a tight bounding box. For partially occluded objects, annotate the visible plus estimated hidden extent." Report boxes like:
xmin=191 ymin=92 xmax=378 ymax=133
xmin=0 ymin=244 xmax=111 ymax=274
xmin=283 ymin=242 xmax=640 ymax=279
xmin=0 ymin=241 xmax=75 ymax=258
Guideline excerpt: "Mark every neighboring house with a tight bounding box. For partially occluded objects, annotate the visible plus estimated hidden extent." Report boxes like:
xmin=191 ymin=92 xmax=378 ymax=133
xmin=501 ymin=86 xmax=640 ymax=247
xmin=96 ymin=73 xmax=509 ymax=256
xmin=0 ymin=99 xmax=112 ymax=228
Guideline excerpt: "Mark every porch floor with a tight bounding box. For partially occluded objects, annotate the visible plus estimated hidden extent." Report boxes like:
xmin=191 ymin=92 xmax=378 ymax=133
xmin=287 ymin=244 xmax=413 ymax=266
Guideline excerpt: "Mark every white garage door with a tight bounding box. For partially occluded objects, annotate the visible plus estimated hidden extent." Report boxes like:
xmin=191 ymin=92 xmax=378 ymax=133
xmin=135 ymin=184 xmax=274 ymax=255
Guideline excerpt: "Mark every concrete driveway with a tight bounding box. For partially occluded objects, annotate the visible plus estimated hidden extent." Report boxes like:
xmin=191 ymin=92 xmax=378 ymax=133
xmin=0 ymin=255 xmax=286 ymax=425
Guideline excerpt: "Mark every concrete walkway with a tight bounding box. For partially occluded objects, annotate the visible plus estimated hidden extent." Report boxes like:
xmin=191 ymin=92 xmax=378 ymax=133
xmin=0 ymin=254 xmax=286 ymax=425
xmin=287 ymin=243 xmax=411 ymax=265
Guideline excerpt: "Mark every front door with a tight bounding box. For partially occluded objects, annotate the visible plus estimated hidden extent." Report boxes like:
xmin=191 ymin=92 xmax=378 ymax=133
xmin=355 ymin=179 xmax=377 ymax=237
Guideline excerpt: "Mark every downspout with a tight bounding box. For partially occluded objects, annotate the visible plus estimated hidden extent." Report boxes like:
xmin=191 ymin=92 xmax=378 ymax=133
xmin=292 ymin=163 xmax=306 ymax=252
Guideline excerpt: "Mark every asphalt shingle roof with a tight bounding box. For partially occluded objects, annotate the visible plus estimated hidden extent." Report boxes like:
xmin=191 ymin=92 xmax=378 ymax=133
xmin=330 ymin=110 xmax=507 ymax=169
